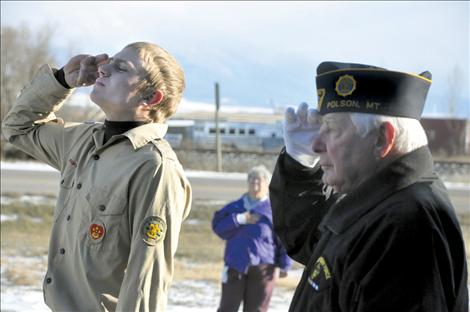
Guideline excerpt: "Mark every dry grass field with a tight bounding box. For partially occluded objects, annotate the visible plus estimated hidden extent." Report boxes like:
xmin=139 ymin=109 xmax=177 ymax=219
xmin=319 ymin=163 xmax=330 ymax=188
xmin=1 ymin=195 xmax=468 ymax=292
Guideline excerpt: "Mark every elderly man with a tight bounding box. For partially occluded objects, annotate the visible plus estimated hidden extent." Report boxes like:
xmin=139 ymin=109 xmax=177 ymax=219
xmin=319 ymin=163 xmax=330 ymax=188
xmin=269 ymin=62 xmax=468 ymax=311
xmin=2 ymin=42 xmax=191 ymax=311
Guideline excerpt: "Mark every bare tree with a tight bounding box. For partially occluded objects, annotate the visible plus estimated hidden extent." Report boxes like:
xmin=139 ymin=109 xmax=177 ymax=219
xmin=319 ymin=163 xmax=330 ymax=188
xmin=1 ymin=24 xmax=56 ymax=120
xmin=1 ymin=24 xmax=56 ymax=158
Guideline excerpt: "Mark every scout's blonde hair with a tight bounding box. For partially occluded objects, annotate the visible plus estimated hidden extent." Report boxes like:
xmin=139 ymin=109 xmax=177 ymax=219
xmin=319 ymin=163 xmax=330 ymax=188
xmin=126 ymin=42 xmax=185 ymax=123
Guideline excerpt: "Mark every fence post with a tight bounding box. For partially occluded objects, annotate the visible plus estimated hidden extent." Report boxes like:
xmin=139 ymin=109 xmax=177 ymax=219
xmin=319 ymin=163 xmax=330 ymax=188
xmin=215 ymin=82 xmax=222 ymax=172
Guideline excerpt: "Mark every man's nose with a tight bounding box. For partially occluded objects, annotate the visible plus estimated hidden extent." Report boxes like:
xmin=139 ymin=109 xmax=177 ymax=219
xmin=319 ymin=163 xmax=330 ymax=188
xmin=313 ymin=135 xmax=325 ymax=154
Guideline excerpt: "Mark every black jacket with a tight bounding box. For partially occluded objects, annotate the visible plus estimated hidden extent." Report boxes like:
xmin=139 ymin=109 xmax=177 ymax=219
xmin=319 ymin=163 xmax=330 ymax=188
xmin=269 ymin=146 xmax=468 ymax=312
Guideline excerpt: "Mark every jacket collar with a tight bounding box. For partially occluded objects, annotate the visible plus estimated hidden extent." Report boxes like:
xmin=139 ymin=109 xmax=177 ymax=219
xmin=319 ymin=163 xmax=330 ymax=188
xmin=320 ymin=146 xmax=436 ymax=235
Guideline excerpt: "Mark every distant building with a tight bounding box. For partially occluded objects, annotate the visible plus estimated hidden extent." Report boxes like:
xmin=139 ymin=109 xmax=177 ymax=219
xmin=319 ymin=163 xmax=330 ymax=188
xmin=166 ymin=114 xmax=470 ymax=158
xmin=166 ymin=119 xmax=284 ymax=152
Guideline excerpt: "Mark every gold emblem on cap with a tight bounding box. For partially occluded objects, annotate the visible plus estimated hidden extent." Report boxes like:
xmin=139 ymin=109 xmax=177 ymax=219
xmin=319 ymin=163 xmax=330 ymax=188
xmin=335 ymin=75 xmax=356 ymax=97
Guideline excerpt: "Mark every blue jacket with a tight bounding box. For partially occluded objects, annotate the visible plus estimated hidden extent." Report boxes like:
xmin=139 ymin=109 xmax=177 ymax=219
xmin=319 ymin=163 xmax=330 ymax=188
xmin=212 ymin=194 xmax=292 ymax=274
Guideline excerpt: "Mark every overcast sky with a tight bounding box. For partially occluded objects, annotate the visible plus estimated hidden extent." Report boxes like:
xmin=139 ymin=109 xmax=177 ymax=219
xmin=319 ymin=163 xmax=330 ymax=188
xmin=1 ymin=1 xmax=469 ymax=117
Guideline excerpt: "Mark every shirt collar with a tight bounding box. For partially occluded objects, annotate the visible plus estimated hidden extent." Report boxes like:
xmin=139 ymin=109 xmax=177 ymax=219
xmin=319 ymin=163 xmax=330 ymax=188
xmin=320 ymin=146 xmax=436 ymax=235
xmin=123 ymin=123 xmax=168 ymax=149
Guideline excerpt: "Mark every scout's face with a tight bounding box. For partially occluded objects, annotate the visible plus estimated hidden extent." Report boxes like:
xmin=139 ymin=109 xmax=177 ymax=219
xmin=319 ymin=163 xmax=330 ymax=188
xmin=248 ymin=174 xmax=268 ymax=199
xmin=313 ymin=113 xmax=379 ymax=194
xmin=90 ymin=47 xmax=147 ymax=121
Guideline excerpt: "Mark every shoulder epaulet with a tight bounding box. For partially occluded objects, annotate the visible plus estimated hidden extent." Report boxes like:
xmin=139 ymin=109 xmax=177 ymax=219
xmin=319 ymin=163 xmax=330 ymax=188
xmin=150 ymin=139 xmax=178 ymax=161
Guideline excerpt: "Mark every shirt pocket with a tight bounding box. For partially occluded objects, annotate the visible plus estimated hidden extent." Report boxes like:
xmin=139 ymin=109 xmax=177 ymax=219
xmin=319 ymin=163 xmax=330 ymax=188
xmin=85 ymin=188 xmax=126 ymax=217
xmin=53 ymin=168 xmax=75 ymax=222
xmin=82 ymin=187 xmax=127 ymax=251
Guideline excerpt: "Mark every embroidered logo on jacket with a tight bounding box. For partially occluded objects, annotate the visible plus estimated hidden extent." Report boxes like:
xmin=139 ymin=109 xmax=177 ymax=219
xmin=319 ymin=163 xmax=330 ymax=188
xmin=308 ymin=256 xmax=332 ymax=291
xmin=140 ymin=216 xmax=166 ymax=246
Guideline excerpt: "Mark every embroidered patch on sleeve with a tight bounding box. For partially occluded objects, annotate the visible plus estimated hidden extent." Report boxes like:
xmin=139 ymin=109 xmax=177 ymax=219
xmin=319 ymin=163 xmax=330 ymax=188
xmin=140 ymin=216 xmax=166 ymax=246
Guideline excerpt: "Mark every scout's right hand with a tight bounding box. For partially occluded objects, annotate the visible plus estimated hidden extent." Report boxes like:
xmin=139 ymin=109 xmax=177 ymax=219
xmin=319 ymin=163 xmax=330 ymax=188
xmin=63 ymin=54 xmax=109 ymax=88
xmin=283 ymin=102 xmax=321 ymax=167
xmin=245 ymin=212 xmax=261 ymax=224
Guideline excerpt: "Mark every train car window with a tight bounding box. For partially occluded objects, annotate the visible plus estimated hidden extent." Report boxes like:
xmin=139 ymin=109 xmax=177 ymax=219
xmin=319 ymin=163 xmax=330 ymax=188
xmin=220 ymin=128 xmax=226 ymax=134
xmin=239 ymin=129 xmax=246 ymax=135
xmin=229 ymin=128 xmax=236 ymax=135
xmin=209 ymin=128 xmax=216 ymax=134
xmin=248 ymin=129 xmax=256 ymax=135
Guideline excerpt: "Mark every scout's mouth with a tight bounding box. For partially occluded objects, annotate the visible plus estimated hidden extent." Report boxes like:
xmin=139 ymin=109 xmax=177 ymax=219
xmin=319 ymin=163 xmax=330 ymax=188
xmin=94 ymin=79 xmax=106 ymax=87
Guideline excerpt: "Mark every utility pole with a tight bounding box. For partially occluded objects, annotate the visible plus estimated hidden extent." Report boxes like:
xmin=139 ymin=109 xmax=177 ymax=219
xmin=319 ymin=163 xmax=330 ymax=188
xmin=215 ymin=82 xmax=222 ymax=172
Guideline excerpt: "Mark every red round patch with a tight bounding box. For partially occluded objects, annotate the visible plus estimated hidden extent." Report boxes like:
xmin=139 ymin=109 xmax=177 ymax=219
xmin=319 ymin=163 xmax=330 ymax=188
xmin=89 ymin=223 xmax=105 ymax=240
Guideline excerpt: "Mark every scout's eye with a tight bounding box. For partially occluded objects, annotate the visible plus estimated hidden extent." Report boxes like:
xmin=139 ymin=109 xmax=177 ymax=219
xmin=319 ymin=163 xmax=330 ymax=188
xmin=114 ymin=63 xmax=127 ymax=72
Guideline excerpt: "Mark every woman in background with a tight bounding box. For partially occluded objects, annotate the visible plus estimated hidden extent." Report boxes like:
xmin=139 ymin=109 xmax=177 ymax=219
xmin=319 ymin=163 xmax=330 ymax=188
xmin=212 ymin=165 xmax=292 ymax=312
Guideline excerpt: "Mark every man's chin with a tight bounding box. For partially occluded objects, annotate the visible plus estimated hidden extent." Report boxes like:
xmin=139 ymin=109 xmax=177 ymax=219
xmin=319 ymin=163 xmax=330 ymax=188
xmin=321 ymin=177 xmax=343 ymax=194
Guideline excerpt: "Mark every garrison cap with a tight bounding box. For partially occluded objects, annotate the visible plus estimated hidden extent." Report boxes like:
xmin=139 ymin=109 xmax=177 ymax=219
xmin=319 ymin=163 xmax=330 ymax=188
xmin=315 ymin=61 xmax=432 ymax=119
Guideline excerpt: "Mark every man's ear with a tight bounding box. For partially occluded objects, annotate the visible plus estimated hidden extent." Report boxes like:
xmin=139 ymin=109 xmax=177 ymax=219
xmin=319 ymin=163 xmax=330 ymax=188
xmin=143 ymin=90 xmax=164 ymax=107
xmin=376 ymin=121 xmax=396 ymax=158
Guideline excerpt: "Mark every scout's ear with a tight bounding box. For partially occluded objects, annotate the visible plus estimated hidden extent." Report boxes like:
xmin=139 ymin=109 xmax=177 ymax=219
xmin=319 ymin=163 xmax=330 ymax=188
xmin=376 ymin=121 xmax=396 ymax=158
xmin=143 ymin=90 xmax=164 ymax=107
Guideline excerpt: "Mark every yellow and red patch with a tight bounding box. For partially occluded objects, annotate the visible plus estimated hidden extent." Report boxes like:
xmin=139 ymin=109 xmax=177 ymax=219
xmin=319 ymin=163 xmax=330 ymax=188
xmin=89 ymin=223 xmax=105 ymax=240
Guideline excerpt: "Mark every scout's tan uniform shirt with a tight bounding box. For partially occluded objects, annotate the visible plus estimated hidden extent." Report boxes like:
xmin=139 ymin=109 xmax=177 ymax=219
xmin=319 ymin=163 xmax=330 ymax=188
xmin=2 ymin=65 xmax=192 ymax=311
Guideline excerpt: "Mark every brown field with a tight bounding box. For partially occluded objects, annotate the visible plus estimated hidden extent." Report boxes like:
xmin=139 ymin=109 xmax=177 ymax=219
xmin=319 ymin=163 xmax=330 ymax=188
xmin=1 ymin=195 xmax=469 ymax=291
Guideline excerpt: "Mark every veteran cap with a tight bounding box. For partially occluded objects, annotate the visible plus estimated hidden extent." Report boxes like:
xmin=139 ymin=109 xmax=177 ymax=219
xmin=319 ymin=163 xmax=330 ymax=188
xmin=315 ymin=61 xmax=432 ymax=119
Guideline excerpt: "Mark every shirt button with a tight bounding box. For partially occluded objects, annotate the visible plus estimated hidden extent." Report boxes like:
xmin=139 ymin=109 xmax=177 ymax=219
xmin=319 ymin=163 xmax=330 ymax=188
xmin=77 ymin=183 xmax=82 ymax=189
xmin=93 ymin=154 xmax=100 ymax=160
xmin=60 ymin=248 xmax=65 ymax=255
xmin=99 ymin=205 xmax=106 ymax=212
xmin=46 ymin=277 xmax=52 ymax=284
xmin=66 ymin=215 xmax=71 ymax=221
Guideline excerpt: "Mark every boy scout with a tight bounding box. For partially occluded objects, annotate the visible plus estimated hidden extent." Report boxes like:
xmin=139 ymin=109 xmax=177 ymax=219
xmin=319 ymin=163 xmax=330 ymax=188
xmin=2 ymin=42 xmax=192 ymax=311
xmin=269 ymin=62 xmax=468 ymax=311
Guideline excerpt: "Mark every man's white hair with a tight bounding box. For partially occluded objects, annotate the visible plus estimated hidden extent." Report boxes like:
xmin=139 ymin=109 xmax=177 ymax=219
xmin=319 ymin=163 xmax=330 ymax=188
xmin=349 ymin=113 xmax=428 ymax=154
xmin=248 ymin=165 xmax=272 ymax=182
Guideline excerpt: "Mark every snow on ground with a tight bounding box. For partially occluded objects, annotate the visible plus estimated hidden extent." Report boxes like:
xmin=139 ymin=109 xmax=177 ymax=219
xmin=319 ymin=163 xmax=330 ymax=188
xmin=0 ymin=214 xmax=18 ymax=222
xmin=0 ymin=280 xmax=292 ymax=312
xmin=1 ymin=161 xmax=469 ymax=190
xmin=0 ymin=255 xmax=292 ymax=311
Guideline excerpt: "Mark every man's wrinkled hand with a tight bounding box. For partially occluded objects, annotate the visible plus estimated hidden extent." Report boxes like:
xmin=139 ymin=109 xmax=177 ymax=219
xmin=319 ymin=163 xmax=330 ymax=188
xmin=64 ymin=54 xmax=109 ymax=88
xmin=283 ymin=102 xmax=321 ymax=167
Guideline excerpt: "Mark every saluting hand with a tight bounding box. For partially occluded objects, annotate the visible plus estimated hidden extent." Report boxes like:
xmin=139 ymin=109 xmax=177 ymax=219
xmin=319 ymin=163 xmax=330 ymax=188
xmin=63 ymin=54 xmax=109 ymax=88
xmin=284 ymin=102 xmax=321 ymax=167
